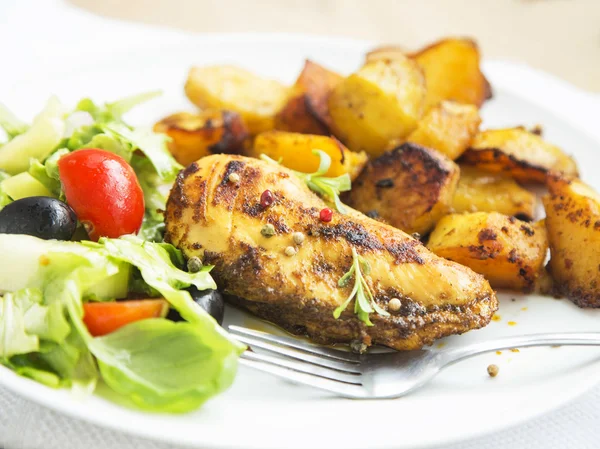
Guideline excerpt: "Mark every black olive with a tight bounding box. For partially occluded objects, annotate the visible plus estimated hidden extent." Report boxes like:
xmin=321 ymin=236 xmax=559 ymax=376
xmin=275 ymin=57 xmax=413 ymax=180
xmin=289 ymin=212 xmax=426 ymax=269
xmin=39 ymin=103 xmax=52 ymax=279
xmin=0 ymin=197 xmax=78 ymax=241
xmin=168 ymin=286 xmax=225 ymax=325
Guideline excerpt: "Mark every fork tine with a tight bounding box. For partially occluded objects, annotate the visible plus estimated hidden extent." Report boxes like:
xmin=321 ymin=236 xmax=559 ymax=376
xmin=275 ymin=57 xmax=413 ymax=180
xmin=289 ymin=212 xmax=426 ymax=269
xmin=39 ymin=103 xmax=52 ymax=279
xmin=228 ymin=325 xmax=360 ymax=363
xmin=231 ymin=333 xmax=361 ymax=374
xmin=241 ymin=351 xmax=362 ymax=384
xmin=239 ymin=357 xmax=368 ymax=399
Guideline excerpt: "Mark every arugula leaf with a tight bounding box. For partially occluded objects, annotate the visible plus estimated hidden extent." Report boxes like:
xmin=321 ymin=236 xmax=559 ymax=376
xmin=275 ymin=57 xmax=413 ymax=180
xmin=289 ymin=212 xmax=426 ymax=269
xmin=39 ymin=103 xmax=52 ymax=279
xmin=334 ymin=248 xmax=390 ymax=326
xmin=102 ymin=123 xmax=182 ymax=181
xmin=0 ymin=103 xmax=28 ymax=139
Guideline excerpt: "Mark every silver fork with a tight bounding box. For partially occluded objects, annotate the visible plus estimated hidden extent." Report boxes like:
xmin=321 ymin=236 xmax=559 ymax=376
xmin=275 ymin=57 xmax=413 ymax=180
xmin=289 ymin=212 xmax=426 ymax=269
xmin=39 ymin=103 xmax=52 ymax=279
xmin=228 ymin=325 xmax=600 ymax=399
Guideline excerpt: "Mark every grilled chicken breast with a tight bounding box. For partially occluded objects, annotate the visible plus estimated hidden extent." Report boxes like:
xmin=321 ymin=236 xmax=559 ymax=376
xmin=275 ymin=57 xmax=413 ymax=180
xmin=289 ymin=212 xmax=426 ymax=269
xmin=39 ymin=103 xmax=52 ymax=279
xmin=165 ymin=155 xmax=497 ymax=350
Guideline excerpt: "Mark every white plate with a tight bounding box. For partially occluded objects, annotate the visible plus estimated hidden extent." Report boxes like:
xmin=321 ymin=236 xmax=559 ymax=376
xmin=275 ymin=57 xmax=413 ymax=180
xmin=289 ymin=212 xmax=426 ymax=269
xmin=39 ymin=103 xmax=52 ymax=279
xmin=1 ymin=34 xmax=600 ymax=449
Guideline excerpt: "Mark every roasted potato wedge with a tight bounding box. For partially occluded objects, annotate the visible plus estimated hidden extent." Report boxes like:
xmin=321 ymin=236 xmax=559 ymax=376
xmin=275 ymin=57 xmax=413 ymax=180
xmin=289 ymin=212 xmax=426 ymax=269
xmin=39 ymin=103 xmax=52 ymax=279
xmin=460 ymin=128 xmax=579 ymax=183
xmin=328 ymin=56 xmax=426 ymax=156
xmin=543 ymin=175 xmax=600 ymax=307
xmin=344 ymin=142 xmax=459 ymax=235
xmin=409 ymin=38 xmax=492 ymax=109
xmin=453 ymin=166 xmax=536 ymax=220
xmin=185 ymin=65 xmax=290 ymax=135
xmin=154 ymin=110 xmax=249 ymax=166
xmin=249 ymin=131 xmax=367 ymax=180
xmin=428 ymin=212 xmax=548 ymax=292
xmin=404 ymin=101 xmax=481 ymax=160
xmin=275 ymin=60 xmax=342 ymax=135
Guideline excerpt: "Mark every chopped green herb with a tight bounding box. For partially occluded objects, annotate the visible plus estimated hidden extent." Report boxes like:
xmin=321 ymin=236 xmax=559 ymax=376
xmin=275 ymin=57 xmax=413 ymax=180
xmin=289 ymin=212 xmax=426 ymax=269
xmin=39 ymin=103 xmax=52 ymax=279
xmin=334 ymin=247 xmax=389 ymax=326
xmin=261 ymin=150 xmax=351 ymax=213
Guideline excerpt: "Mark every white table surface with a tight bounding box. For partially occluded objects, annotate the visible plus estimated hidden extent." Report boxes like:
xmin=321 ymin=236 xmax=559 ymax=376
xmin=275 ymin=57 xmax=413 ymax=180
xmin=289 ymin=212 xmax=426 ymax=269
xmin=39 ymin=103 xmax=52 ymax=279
xmin=0 ymin=1 xmax=599 ymax=448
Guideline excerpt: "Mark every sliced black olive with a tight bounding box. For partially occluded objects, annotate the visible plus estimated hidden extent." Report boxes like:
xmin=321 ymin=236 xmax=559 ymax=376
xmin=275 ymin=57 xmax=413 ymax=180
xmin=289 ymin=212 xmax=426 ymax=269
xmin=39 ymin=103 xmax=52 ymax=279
xmin=168 ymin=287 xmax=225 ymax=325
xmin=0 ymin=196 xmax=78 ymax=240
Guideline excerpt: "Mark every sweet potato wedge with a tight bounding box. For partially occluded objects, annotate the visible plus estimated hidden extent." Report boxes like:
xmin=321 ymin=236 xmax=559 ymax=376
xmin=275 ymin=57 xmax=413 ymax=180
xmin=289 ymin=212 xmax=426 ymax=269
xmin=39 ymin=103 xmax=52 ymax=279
xmin=275 ymin=60 xmax=342 ymax=135
xmin=249 ymin=130 xmax=367 ymax=180
xmin=185 ymin=65 xmax=290 ymax=135
xmin=328 ymin=55 xmax=426 ymax=156
xmin=428 ymin=212 xmax=548 ymax=292
xmin=344 ymin=142 xmax=459 ymax=235
xmin=460 ymin=127 xmax=579 ymax=183
xmin=154 ymin=110 xmax=249 ymax=166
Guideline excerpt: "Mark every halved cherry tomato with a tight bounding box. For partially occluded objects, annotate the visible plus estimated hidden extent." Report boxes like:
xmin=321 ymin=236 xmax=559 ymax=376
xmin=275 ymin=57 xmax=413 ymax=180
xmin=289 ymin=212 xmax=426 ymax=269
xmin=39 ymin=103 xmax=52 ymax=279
xmin=83 ymin=299 xmax=169 ymax=337
xmin=58 ymin=149 xmax=145 ymax=241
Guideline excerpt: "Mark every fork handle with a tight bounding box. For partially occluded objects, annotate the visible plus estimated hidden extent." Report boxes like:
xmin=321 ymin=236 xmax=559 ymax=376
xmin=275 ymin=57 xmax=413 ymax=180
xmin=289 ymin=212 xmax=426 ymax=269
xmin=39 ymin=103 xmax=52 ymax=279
xmin=441 ymin=332 xmax=600 ymax=365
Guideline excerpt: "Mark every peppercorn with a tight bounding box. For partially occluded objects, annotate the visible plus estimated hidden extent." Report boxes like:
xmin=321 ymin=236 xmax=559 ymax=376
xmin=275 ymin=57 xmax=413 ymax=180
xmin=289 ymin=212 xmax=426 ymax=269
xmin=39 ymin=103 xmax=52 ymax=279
xmin=292 ymin=231 xmax=305 ymax=245
xmin=260 ymin=190 xmax=274 ymax=208
xmin=187 ymin=256 xmax=203 ymax=273
xmin=320 ymin=207 xmax=333 ymax=222
xmin=284 ymin=246 xmax=297 ymax=257
xmin=261 ymin=223 xmax=276 ymax=237
xmin=228 ymin=172 xmax=240 ymax=183
xmin=487 ymin=364 xmax=499 ymax=377
xmin=388 ymin=298 xmax=402 ymax=312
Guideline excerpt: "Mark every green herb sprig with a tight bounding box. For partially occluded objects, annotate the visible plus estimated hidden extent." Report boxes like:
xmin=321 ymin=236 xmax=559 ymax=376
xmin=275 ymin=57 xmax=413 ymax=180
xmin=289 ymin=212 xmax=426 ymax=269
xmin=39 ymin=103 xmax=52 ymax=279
xmin=334 ymin=248 xmax=389 ymax=326
xmin=260 ymin=149 xmax=351 ymax=213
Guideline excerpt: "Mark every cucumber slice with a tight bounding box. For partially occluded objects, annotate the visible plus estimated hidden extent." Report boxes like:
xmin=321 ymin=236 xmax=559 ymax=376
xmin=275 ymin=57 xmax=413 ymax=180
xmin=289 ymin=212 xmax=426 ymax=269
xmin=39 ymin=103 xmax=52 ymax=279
xmin=1 ymin=172 xmax=53 ymax=200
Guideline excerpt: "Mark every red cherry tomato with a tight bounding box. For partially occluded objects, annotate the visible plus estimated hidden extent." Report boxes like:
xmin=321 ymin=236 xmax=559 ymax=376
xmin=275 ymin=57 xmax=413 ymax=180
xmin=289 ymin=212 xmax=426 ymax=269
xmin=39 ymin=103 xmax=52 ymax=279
xmin=58 ymin=149 xmax=145 ymax=241
xmin=83 ymin=299 xmax=169 ymax=337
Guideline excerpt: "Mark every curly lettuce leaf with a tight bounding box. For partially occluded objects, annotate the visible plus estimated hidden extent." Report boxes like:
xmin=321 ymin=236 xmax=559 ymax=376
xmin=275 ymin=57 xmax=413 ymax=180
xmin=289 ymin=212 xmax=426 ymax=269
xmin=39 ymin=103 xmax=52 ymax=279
xmin=102 ymin=123 xmax=182 ymax=181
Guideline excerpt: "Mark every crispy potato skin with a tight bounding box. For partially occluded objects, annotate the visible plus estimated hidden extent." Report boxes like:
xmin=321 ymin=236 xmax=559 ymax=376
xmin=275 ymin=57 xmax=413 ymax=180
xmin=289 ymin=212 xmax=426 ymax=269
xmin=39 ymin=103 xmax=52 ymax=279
xmin=543 ymin=175 xmax=600 ymax=307
xmin=248 ymin=131 xmax=368 ymax=180
xmin=452 ymin=166 xmax=536 ymax=220
xmin=275 ymin=60 xmax=342 ymax=135
xmin=460 ymin=128 xmax=579 ymax=183
xmin=154 ymin=110 xmax=249 ymax=166
xmin=409 ymin=38 xmax=492 ymax=109
xmin=165 ymin=155 xmax=497 ymax=350
xmin=405 ymin=101 xmax=481 ymax=160
xmin=343 ymin=143 xmax=460 ymax=235
xmin=185 ymin=65 xmax=289 ymax=135
xmin=428 ymin=212 xmax=548 ymax=292
xmin=328 ymin=56 xmax=426 ymax=156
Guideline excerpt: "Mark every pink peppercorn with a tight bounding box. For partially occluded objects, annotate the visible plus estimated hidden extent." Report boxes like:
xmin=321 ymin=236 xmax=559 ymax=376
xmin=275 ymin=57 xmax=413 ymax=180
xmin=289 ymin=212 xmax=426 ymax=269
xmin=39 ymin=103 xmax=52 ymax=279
xmin=320 ymin=207 xmax=333 ymax=222
xmin=260 ymin=190 xmax=274 ymax=208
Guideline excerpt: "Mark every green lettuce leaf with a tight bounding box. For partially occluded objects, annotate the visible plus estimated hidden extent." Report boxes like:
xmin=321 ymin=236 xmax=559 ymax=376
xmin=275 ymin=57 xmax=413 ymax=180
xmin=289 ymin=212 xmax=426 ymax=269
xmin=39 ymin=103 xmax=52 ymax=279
xmin=29 ymin=148 xmax=69 ymax=197
xmin=0 ymin=103 xmax=28 ymax=140
xmin=102 ymin=123 xmax=182 ymax=181
xmin=0 ymin=291 xmax=39 ymax=358
xmin=0 ymin=171 xmax=11 ymax=210
xmin=75 ymin=91 xmax=161 ymax=125
xmin=89 ymin=319 xmax=241 ymax=412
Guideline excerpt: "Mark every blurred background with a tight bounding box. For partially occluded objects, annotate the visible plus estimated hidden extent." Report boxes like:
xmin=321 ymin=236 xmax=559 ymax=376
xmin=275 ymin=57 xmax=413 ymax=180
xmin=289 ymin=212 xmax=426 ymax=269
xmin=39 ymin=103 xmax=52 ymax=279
xmin=69 ymin=0 xmax=600 ymax=92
